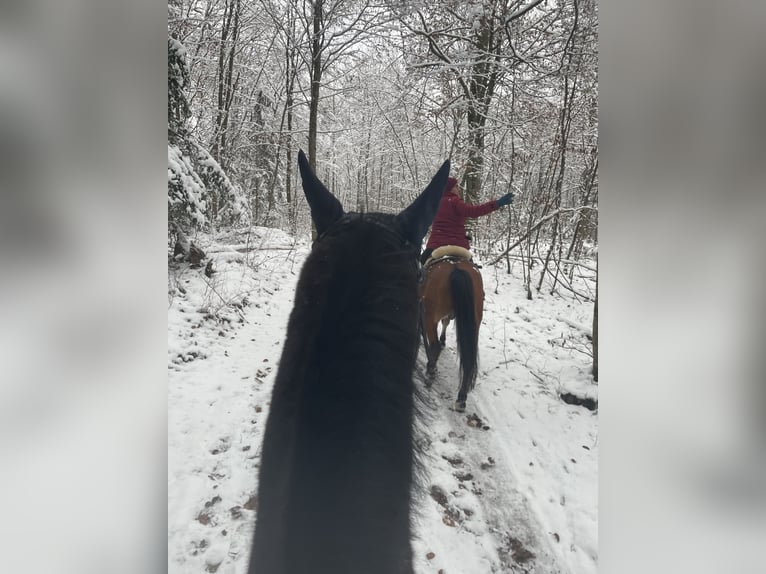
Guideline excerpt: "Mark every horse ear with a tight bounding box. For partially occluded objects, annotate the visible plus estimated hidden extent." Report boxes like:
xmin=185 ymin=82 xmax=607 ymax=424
xmin=298 ymin=149 xmax=344 ymax=235
xmin=395 ymin=159 xmax=450 ymax=247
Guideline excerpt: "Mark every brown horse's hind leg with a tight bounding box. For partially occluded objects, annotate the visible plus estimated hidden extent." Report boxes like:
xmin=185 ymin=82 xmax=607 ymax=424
xmin=455 ymin=392 xmax=467 ymax=412
xmin=439 ymin=318 xmax=449 ymax=347
xmin=423 ymin=316 xmax=441 ymax=377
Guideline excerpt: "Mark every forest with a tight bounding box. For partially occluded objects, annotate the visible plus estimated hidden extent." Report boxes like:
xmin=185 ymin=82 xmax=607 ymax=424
xmin=168 ymin=3 xmax=600 ymax=570
xmin=168 ymin=0 xmax=597 ymax=307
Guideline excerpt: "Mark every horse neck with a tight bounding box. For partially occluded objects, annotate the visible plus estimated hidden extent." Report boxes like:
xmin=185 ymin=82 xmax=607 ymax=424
xmin=252 ymin=231 xmax=419 ymax=574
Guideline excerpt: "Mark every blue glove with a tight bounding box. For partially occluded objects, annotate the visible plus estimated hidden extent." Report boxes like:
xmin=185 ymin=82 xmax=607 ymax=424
xmin=497 ymin=192 xmax=514 ymax=207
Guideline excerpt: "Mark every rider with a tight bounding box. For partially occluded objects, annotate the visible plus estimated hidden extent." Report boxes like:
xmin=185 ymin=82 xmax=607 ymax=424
xmin=420 ymin=176 xmax=514 ymax=265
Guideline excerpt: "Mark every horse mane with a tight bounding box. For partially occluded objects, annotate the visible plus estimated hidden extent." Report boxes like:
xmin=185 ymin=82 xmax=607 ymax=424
xmin=250 ymin=216 xmax=423 ymax=574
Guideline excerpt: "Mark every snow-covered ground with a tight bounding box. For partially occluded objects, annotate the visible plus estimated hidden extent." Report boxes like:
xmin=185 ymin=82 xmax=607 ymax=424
xmin=168 ymin=227 xmax=598 ymax=574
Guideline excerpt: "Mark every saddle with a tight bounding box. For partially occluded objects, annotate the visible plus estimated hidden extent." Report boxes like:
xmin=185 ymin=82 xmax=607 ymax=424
xmin=423 ymin=245 xmax=473 ymax=269
xmin=431 ymin=245 xmax=471 ymax=261
xmin=420 ymin=246 xmax=481 ymax=285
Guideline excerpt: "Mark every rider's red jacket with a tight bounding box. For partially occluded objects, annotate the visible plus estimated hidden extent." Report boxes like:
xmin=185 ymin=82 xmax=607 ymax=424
xmin=425 ymin=190 xmax=499 ymax=250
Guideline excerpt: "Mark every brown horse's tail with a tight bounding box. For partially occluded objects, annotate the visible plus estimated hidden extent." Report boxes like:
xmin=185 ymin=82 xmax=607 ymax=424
xmin=449 ymin=267 xmax=478 ymax=392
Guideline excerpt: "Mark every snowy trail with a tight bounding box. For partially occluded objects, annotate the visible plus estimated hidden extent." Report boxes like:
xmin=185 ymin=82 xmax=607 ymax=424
xmin=168 ymin=232 xmax=597 ymax=574
xmin=412 ymin=348 xmax=561 ymax=574
xmin=168 ymin=234 xmax=307 ymax=574
xmin=411 ymin=274 xmax=598 ymax=574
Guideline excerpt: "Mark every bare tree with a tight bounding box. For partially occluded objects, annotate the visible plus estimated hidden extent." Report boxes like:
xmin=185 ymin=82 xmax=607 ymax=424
xmin=296 ymin=0 xmax=387 ymax=168
xmin=169 ymin=0 xmax=598 ymax=272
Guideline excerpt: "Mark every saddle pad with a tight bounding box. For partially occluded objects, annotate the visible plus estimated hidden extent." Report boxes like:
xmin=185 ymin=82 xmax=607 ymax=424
xmin=431 ymin=245 xmax=472 ymax=260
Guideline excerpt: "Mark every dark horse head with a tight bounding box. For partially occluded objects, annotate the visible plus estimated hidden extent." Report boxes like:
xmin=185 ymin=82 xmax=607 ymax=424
xmin=249 ymin=150 xmax=450 ymax=574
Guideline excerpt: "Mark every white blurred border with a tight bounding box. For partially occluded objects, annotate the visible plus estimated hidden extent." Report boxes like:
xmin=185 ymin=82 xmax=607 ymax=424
xmin=601 ymin=1 xmax=766 ymax=572
xmin=0 ymin=1 xmax=166 ymax=572
xmin=1 ymin=0 xmax=765 ymax=572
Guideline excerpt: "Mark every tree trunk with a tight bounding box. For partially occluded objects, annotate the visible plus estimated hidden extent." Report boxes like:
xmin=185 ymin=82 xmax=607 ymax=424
xmin=592 ymin=259 xmax=598 ymax=381
xmin=308 ymin=0 xmax=323 ymax=170
xmin=212 ymin=0 xmax=240 ymax=169
xmin=505 ymin=77 xmax=517 ymax=275
xmin=463 ymin=107 xmax=485 ymax=205
xmin=284 ymin=9 xmax=298 ymax=233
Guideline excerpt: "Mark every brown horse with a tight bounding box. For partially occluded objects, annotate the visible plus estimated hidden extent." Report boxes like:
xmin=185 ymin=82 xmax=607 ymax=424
xmin=419 ymin=254 xmax=484 ymax=412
